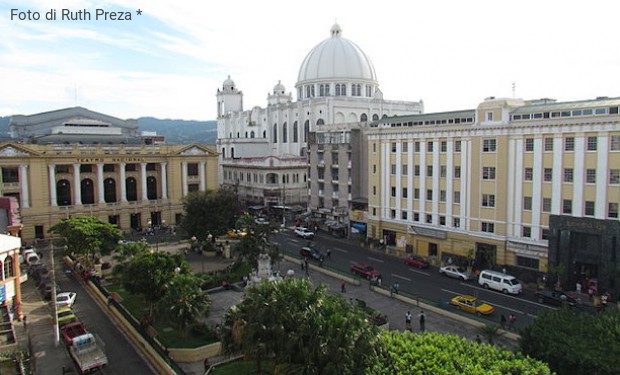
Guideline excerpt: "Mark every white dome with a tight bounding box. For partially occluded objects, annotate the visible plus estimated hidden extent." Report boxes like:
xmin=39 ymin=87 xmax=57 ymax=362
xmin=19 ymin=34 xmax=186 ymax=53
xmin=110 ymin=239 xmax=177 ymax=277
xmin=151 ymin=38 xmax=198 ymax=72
xmin=296 ymin=24 xmax=378 ymax=86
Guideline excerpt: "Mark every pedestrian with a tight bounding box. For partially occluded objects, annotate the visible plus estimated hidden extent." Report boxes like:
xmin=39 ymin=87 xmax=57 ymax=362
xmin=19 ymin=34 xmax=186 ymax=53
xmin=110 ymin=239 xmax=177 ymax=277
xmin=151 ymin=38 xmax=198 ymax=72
xmin=300 ymin=257 xmax=305 ymax=270
xmin=107 ymin=294 xmax=114 ymax=307
xmin=475 ymin=334 xmax=482 ymax=344
xmin=327 ymin=248 xmax=332 ymax=259
xmin=204 ymin=357 xmax=211 ymax=371
xmin=500 ymin=314 xmax=507 ymax=329
xmin=22 ymin=315 xmax=27 ymax=330
xmin=341 ymin=280 xmax=346 ymax=293
xmin=405 ymin=311 xmax=412 ymax=331
xmin=502 ymin=267 xmax=507 ymax=274
xmin=418 ymin=310 xmax=425 ymax=331
xmin=377 ymin=276 xmax=382 ymax=287
xmin=390 ymin=286 xmax=394 ymax=299
xmin=393 ymin=281 xmax=400 ymax=295
xmin=319 ymin=256 xmax=324 ymax=268
xmin=508 ymin=314 xmax=516 ymax=330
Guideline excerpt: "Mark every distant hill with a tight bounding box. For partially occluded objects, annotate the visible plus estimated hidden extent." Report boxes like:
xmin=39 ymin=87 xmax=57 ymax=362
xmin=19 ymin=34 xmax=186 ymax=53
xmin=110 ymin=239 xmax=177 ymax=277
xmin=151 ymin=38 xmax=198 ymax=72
xmin=0 ymin=116 xmax=218 ymax=145
xmin=138 ymin=117 xmax=217 ymax=145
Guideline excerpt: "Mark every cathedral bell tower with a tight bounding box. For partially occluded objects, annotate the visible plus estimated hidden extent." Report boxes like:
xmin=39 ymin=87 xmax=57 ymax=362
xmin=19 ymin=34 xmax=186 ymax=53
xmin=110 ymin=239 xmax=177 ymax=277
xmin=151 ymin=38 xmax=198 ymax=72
xmin=216 ymin=75 xmax=243 ymax=118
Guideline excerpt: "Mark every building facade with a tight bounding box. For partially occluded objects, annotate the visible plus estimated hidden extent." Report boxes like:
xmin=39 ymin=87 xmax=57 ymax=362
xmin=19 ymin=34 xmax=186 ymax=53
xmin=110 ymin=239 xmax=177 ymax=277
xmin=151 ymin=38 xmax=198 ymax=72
xmin=217 ymin=24 xmax=423 ymax=223
xmin=1 ymin=108 xmax=219 ymax=243
xmin=366 ymin=96 xmax=620 ymax=282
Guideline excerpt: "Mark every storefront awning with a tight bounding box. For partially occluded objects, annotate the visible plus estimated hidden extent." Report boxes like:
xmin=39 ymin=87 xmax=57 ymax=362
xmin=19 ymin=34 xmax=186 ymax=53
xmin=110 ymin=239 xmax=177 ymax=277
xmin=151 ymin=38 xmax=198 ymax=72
xmin=351 ymin=223 xmax=367 ymax=231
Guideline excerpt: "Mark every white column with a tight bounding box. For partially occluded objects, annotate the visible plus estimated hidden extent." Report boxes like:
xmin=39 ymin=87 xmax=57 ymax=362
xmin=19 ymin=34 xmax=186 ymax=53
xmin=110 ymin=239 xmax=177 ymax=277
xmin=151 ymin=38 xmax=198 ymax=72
xmin=141 ymin=162 xmax=148 ymax=201
xmin=161 ymin=162 xmax=168 ymax=199
xmin=73 ymin=164 xmax=82 ymax=205
xmin=119 ymin=163 xmax=127 ymax=202
xmin=19 ymin=165 xmax=29 ymax=208
xmin=97 ymin=163 xmax=105 ymax=203
xmin=182 ymin=162 xmax=188 ymax=196
xmin=199 ymin=161 xmax=206 ymax=191
xmin=48 ymin=164 xmax=57 ymax=207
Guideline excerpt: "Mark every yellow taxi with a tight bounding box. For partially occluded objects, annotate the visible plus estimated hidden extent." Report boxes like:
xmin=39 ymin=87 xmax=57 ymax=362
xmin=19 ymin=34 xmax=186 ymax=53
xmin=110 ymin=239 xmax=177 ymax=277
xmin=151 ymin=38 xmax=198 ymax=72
xmin=450 ymin=295 xmax=495 ymax=316
xmin=226 ymin=229 xmax=248 ymax=238
xmin=56 ymin=307 xmax=78 ymax=326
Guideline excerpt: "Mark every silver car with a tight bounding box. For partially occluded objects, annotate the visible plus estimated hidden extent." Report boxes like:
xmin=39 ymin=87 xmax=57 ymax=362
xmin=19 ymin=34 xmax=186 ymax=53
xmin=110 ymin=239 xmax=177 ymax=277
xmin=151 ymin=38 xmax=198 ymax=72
xmin=439 ymin=265 xmax=472 ymax=281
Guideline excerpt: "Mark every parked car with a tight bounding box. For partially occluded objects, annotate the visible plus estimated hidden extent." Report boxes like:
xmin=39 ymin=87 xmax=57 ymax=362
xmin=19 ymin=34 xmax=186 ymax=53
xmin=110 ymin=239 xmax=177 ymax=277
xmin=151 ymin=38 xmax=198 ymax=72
xmin=535 ymin=290 xmax=579 ymax=306
xmin=404 ymin=255 xmax=429 ymax=269
xmin=254 ymin=217 xmax=270 ymax=225
xmin=300 ymin=246 xmax=324 ymax=261
xmin=450 ymin=295 xmax=495 ymax=316
xmin=227 ymin=229 xmax=248 ymax=238
xmin=439 ymin=265 xmax=472 ymax=281
xmin=294 ymin=227 xmax=315 ymax=239
xmin=350 ymin=262 xmax=381 ymax=279
xmin=42 ymin=284 xmax=61 ymax=301
xmin=56 ymin=292 xmax=77 ymax=308
xmin=56 ymin=307 xmax=77 ymax=327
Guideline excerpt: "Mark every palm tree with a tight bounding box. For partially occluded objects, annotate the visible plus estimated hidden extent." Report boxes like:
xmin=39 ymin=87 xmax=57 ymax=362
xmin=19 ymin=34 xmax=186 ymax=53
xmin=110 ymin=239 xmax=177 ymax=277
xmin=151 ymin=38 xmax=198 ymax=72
xmin=478 ymin=323 xmax=505 ymax=345
xmin=160 ymin=273 xmax=211 ymax=335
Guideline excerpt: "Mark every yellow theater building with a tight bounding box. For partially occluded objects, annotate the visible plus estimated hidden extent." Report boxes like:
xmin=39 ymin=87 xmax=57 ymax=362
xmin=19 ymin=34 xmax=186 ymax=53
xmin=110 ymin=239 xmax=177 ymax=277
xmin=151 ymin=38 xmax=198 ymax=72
xmin=365 ymin=96 xmax=620 ymax=284
xmin=1 ymin=107 xmax=219 ymax=243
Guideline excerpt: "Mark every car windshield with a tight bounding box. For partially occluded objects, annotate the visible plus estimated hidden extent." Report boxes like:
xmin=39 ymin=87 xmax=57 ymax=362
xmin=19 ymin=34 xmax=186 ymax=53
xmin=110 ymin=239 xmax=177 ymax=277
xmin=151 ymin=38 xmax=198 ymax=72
xmin=456 ymin=267 xmax=466 ymax=273
xmin=507 ymin=279 xmax=519 ymax=286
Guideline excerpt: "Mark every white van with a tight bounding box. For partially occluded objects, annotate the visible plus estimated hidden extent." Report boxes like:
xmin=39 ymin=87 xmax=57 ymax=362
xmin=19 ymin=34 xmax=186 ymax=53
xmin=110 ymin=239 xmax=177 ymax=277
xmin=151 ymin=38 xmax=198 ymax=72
xmin=478 ymin=270 xmax=522 ymax=295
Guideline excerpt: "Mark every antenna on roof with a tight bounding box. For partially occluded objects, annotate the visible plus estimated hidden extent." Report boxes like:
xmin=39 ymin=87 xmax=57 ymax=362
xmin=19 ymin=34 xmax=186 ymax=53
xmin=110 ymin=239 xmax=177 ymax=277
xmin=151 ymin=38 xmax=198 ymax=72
xmin=512 ymin=82 xmax=516 ymax=98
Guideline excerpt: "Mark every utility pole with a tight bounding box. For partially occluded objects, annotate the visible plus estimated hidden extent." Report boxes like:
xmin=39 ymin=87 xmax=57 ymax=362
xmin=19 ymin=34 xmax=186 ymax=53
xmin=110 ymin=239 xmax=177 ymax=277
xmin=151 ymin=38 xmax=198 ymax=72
xmin=282 ymin=178 xmax=286 ymax=228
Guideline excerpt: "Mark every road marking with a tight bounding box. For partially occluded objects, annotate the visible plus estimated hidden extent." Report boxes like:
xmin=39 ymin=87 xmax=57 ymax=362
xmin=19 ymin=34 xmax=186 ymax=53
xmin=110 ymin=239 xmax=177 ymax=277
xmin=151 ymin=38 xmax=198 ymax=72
xmin=408 ymin=268 xmax=431 ymax=276
xmin=367 ymin=256 xmax=384 ymax=263
xmin=333 ymin=247 xmax=348 ymax=253
xmin=461 ymin=283 xmax=556 ymax=309
xmin=392 ymin=274 xmax=411 ymax=282
xmin=442 ymin=288 xmax=526 ymax=315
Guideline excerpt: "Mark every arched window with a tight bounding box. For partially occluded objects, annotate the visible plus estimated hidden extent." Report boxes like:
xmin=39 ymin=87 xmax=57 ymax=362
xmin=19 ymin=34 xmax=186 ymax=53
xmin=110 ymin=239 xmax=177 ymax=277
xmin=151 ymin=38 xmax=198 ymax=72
xmin=104 ymin=178 xmax=117 ymax=203
xmin=360 ymin=113 xmax=368 ymax=122
xmin=231 ymin=147 xmax=235 ymax=158
xmin=293 ymin=121 xmax=298 ymax=143
xmin=245 ymin=131 xmax=248 ymax=138
xmin=273 ymin=123 xmax=278 ymax=143
xmin=282 ymin=122 xmax=288 ymax=143
xmin=304 ymin=120 xmax=310 ymax=143
xmin=263 ymin=130 xmax=267 ymax=138
xmin=222 ymin=148 xmax=226 ymax=158
xmin=237 ymin=132 xmax=240 ymax=138
xmin=57 ymin=179 xmax=71 ymax=206
xmin=316 ymin=119 xmax=325 ymax=126
xmin=250 ymin=131 xmax=255 ymax=138
xmin=229 ymin=132 xmax=232 ymax=138
xmin=372 ymin=114 xmax=379 ymax=121
xmin=4 ymin=256 xmax=14 ymax=278
xmin=126 ymin=177 xmax=138 ymax=201
xmin=146 ymin=176 xmax=158 ymax=200
xmin=81 ymin=178 xmax=95 ymax=204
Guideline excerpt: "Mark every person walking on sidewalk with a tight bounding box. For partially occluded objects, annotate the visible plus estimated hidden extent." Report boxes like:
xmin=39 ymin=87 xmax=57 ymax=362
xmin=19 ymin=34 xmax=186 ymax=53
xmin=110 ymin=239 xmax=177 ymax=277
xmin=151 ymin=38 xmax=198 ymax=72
xmin=341 ymin=280 xmax=346 ymax=293
xmin=327 ymin=248 xmax=332 ymax=259
xmin=405 ymin=311 xmax=412 ymax=331
xmin=418 ymin=310 xmax=426 ymax=331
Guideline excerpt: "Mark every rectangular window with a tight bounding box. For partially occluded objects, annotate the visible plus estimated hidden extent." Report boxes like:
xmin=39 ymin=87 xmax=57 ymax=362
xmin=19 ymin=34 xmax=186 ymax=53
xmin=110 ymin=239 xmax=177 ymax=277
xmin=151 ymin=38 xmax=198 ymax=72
xmin=516 ymin=256 xmax=539 ymax=270
xmin=426 ymin=189 xmax=433 ymax=200
xmin=391 ymin=209 xmax=396 ymax=219
xmin=563 ymin=199 xmax=572 ymax=214
xmin=454 ymin=191 xmax=461 ymax=204
xmin=440 ymin=165 xmax=447 ymax=178
xmin=611 ymin=135 xmax=620 ymax=151
xmin=414 ymin=165 xmax=420 ymax=176
xmin=486 ymin=112 xmax=493 ymax=121
xmin=585 ymin=201 xmax=595 ymax=216
xmin=453 ymin=217 xmax=460 ymax=228
xmin=543 ymin=198 xmax=552 ymax=212
xmin=481 ymin=222 xmax=495 ymax=233
xmin=427 ymin=141 xmax=434 ymax=152
xmin=541 ymin=229 xmax=550 ymax=240
xmin=414 ymin=188 xmax=420 ymax=199
xmin=440 ymin=190 xmax=447 ymax=202
xmin=402 ymin=142 xmax=409 ymax=153
xmin=561 ymin=168 xmax=573 ymax=183
xmin=402 ymin=188 xmax=408 ymax=198
xmin=586 ymin=169 xmax=596 ymax=183
xmin=441 ymin=141 xmax=447 ymax=152
xmin=454 ymin=166 xmax=461 ymax=178
xmin=391 ymin=187 xmax=396 ymax=197
xmin=565 ymin=137 xmax=575 ymax=151
xmin=482 ymin=166 xmax=496 ymax=180
xmin=482 ymin=194 xmax=495 ymax=207
xmin=391 ymin=164 xmax=396 ymax=175
xmin=391 ymin=142 xmax=397 ymax=152
xmin=544 ymin=137 xmax=554 ymax=151
xmin=426 ymin=214 xmax=433 ymax=224
xmin=57 ymin=165 xmax=71 ymax=174
xmin=523 ymin=196 xmax=532 ymax=210
xmin=609 ymin=203 xmax=619 ymax=218
xmin=413 ymin=212 xmax=419 ymax=221
xmin=455 ymin=140 xmax=462 ymax=153
xmin=522 ymin=226 xmax=531 ymax=238
xmin=439 ymin=216 xmax=446 ymax=225
xmin=587 ymin=136 xmax=597 ymax=151
xmin=414 ymin=142 xmax=420 ymax=152
xmin=544 ymin=168 xmax=553 ymax=182
xmin=1 ymin=167 xmax=18 ymax=183
xmin=610 ymin=169 xmax=620 ymax=184
xmin=524 ymin=167 xmax=533 ymax=181
xmin=427 ymin=165 xmax=433 ymax=177
xmin=402 ymin=164 xmax=408 ymax=175
xmin=483 ymin=139 xmax=496 ymax=152
xmin=525 ymin=138 xmax=534 ymax=152
xmin=401 ymin=211 xmax=407 ymax=220
xmin=187 ymin=163 xmax=199 ymax=176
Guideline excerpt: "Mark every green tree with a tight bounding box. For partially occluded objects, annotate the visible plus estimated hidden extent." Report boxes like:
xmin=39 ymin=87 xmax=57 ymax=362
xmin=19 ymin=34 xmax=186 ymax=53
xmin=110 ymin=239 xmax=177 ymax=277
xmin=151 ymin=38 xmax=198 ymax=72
xmin=520 ymin=308 xmax=620 ymax=375
xmin=120 ymin=251 xmax=190 ymax=319
xmin=220 ymin=278 xmax=378 ymax=374
xmin=159 ymin=273 xmax=211 ymax=335
xmin=112 ymin=239 xmax=150 ymax=276
xmin=49 ymin=216 xmax=123 ymax=265
xmin=180 ymin=188 xmax=240 ymax=242
xmin=367 ymin=331 xmax=551 ymax=375
xmin=234 ymin=213 xmax=281 ymax=269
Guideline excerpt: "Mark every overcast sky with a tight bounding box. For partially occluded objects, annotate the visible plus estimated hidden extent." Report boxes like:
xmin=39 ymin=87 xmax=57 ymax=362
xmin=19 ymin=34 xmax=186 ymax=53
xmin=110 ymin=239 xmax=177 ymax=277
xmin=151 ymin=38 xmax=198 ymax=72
xmin=2 ymin=0 xmax=619 ymax=121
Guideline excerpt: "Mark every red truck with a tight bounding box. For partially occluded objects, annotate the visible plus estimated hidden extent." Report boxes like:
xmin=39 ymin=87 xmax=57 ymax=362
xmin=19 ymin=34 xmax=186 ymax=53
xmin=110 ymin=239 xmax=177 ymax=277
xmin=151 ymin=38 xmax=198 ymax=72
xmin=61 ymin=321 xmax=88 ymax=345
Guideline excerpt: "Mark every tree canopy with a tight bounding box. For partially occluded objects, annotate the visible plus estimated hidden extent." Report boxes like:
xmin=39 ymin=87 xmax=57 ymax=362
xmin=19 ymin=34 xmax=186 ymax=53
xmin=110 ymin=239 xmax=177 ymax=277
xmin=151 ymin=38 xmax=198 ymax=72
xmin=368 ymin=331 xmax=551 ymax=375
xmin=49 ymin=215 xmax=123 ymax=263
xmin=179 ymin=188 xmax=240 ymax=241
xmin=520 ymin=308 xmax=620 ymax=375
xmin=221 ymin=278 xmax=378 ymax=374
